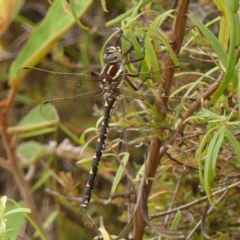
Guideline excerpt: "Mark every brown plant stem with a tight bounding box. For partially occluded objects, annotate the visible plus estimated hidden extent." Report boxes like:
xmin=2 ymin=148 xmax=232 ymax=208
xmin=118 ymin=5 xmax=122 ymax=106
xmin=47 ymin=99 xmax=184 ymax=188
xmin=133 ymin=1 xmax=190 ymax=239
xmin=0 ymin=87 xmax=51 ymax=240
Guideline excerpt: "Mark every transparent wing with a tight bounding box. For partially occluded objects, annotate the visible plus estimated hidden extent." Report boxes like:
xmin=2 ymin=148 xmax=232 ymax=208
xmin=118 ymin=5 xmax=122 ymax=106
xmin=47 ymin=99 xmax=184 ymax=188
xmin=18 ymin=67 xmax=101 ymax=100
xmin=18 ymin=67 xmax=103 ymax=123
xmin=119 ymin=83 xmax=195 ymax=116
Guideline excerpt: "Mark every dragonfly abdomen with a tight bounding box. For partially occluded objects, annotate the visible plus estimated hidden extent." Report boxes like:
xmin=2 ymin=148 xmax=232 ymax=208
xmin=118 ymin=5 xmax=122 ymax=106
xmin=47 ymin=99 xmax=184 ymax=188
xmin=80 ymin=94 xmax=117 ymax=210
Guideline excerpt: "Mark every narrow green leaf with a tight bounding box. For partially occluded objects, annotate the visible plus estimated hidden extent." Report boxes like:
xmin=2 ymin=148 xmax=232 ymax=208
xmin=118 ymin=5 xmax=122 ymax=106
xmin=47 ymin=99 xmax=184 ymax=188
xmin=209 ymin=1 xmax=239 ymax=102
xmin=4 ymin=201 xmax=29 ymax=240
xmin=59 ymin=124 xmax=80 ymax=145
xmin=171 ymin=210 xmax=181 ymax=229
xmin=100 ymin=0 xmax=108 ymax=12
xmin=144 ymin=34 xmax=162 ymax=81
xmin=7 ymin=105 xmax=58 ymax=135
xmin=188 ymin=14 xmax=228 ymax=67
xmin=43 ymin=210 xmax=58 ymax=229
xmin=213 ymin=0 xmax=230 ymax=50
xmin=5 ymin=208 xmax=31 ymax=216
xmin=230 ymin=0 xmax=239 ymax=13
xmin=18 ymin=127 xmax=57 ymax=139
xmin=238 ymin=59 xmax=240 ymax=115
xmin=165 ymin=210 xmax=181 ymax=240
xmin=142 ymin=27 xmax=180 ymax=66
xmin=80 ymin=135 xmax=98 ymax=157
xmin=98 ymin=227 xmax=111 ymax=240
xmin=127 ymin=30 xmax=149 ymax=73
xmin=68 ymin=0 xmax=88 ymax=29
xmin=131 ymin=0 xmax=144 ymax=18
xmin=0 ymin=196 xmax=7 ymax=209
xmin=105 ymin=0 xmax=152 ymax=27
xmin=110 ymin=152 xmax=130 ymax=196
xmin=227 ymin=13 xmax=240 ymax=93
xmin=197 ymin=127 xmax=216 ymax=187
xmin=31 ymin=171 xmax=51 ymax=192
xmin=9 ymin=0 xmax=93 ymax=86
xmin=225 ymin=128 xmax=240 ymax=161
xmin=79 ymin=127 xmax=96 ymax=145
xmin=204 ymin=127 xmax=225 ymax=203
xmin=151 ymin=10 xmax=175 ymax=30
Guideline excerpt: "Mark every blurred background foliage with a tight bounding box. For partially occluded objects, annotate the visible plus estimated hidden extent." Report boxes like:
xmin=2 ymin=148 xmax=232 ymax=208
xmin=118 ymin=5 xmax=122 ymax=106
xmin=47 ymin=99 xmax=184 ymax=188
xmin=0 ymin=0 xmax=240 ymax=239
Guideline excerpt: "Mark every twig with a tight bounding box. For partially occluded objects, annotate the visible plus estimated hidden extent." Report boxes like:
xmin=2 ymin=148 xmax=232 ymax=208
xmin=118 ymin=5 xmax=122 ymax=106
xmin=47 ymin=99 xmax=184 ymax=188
xmin=176 ymin=73 xmax=223 ymax=133
xmin=149 ymin=179 xmax=240 ymax=220
xmin=0 ymin=87 xmax=51 ymax=239
xmin=186 ymin=191 xmax=227 ymax=239
xmin=133 ymin=1 xmax=190 ymax=239
xmin=159 ymin=167 xmax=187 ymax=240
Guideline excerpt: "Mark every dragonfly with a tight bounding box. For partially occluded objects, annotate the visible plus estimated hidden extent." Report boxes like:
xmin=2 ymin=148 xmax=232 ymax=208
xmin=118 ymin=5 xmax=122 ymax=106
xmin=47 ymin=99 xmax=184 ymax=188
xmin=19 ymin=35 xmax=187 ymax=211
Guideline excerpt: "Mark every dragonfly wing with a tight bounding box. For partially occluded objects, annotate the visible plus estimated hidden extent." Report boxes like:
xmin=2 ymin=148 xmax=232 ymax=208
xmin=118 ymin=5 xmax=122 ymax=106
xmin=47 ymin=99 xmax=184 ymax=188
xmin=119 ymin=87 xmax=195 ymax=117
xmin=18 ymin=67 xmax=100 ymax=101
xmin=41 ymin=91 xmax=103 ymax=122
xmin=18 ymin=67 xmax=104 ymax=124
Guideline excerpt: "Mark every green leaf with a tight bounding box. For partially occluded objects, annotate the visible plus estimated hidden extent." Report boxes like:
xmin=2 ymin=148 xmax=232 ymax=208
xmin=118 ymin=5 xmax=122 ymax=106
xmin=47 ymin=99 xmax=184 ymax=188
xmin=4 ymin=200 xmax=30 ymax=240
xmin=204 ymin=126 xmax=225 ymax=203
xmin=0 ymin=196 xmax=7 ymax=209
xmin=126 ymin=30 xmax=149 ymax=73
xmin=59 ymin=124 xmax=80 ymax=145
xmin=100 ymin=0 xmax=108 ymax=12
xmin=210 ymin=0 xmax=239 ymax=101
xmin=142 ymin=27 xmax=180 ymax=67
xmin=188 ymin=14 xmax=228 ymax=67
xmin=18 ymin=127 xmax=57 ymax=139
xmin=225 ymin=128 xmax=240 ymax=161
xmin=238 ymin=60 xmax=240 ymax=115
xmin=31 ymin=171 xmax=52 ymax=192
xmin=68 ymin=0 xmax=88 ymax=29
xmin=97 ymin=227 xmax=111 ymax=240
xmin=9 ymin=0 xmax=93 ymax=86
xmin=110 ymin=152 xmax=130 ymax=196
xmin=214 ymin=0 xmax=231 ymax=50
xmin=16 ymin=140 xmax=45 ymax=167
xmin=79 ymin=127 xmax=97 ymax=145
xmin=144 ymin=33 xmax=162 ymax=81
xmin=198 ymin=127 xmax=216 ymax=187
xmin=5 ymin=208 xmax=31 ymax=216
xmin=151 ymin=9 xmax=175 ymax=30
xmin=189 ymin=2 xmax=239 ymax=103
xmin=105 ymin=0 xmax=152 ymax=27
xmin=165 ymin=210 xmax=182 ymax=240
xmin=43 ymin=210 xmax=58 ymax=229
xmin=7 ymin=105 xmax=58 ymax=135
xmin=170 ymin=210 xmax=181 ymax=230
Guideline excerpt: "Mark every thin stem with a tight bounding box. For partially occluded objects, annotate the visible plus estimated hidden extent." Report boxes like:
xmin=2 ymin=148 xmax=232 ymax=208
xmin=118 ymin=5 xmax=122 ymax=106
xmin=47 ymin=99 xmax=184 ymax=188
xmin=133 ymin=1 xmax=190 ymax=239
xmin=0 ymin=87 xmax=51 ymax=239
xmin=158 ymin=168 xmax=186 ymax=240
xmin=149 ymin=179 xmax=240 ymax=220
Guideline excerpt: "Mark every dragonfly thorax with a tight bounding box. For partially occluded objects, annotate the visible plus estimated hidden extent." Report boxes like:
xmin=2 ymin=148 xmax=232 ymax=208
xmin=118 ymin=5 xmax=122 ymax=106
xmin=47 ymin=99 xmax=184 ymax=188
xmin=99 ymin=45 xmax=125 ymax=93
xmin=99 ymin=61 xmax=124 ymax=93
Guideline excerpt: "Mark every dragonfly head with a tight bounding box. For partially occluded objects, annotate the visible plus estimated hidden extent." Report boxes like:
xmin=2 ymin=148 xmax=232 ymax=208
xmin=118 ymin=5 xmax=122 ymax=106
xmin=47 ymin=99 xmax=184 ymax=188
xmin=104 ymin=46 xmax=122 ymax=63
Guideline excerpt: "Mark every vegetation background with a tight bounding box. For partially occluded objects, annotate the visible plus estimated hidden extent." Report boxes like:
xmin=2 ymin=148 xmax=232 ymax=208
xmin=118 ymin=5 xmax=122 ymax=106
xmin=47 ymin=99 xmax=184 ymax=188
xmin=0 ymin=0 xmax=239 ymax=239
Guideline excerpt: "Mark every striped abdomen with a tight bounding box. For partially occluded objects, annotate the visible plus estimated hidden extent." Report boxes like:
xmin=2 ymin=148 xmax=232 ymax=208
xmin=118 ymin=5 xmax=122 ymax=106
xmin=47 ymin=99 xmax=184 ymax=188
xmin=80 ymin=94 xmax=117 ymax=210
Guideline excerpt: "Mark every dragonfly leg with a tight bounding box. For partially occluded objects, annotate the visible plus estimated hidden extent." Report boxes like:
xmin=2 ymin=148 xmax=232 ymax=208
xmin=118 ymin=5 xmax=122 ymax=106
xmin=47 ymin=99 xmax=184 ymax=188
xmin=123 ymin=34 xmax=146 ymax=64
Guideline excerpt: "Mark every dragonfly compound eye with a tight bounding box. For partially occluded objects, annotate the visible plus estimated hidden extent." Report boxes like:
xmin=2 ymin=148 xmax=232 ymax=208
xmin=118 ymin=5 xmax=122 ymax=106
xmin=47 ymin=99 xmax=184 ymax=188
xmin=104 ymin=46 xmax=122 ymax=63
